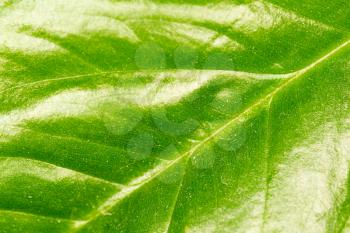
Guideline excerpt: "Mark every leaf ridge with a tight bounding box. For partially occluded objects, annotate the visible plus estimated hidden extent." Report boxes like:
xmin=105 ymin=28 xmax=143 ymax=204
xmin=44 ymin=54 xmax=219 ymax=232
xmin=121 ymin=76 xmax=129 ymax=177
xmin=0 ymin=71 xmax=115 ymax=95
xmin=1 ymin=155 xmax=125 ymax=188
xmin=260 ymin=96 xmax=273 ymax=233
xmin=163 ymin=159 xmax=189 ymax=233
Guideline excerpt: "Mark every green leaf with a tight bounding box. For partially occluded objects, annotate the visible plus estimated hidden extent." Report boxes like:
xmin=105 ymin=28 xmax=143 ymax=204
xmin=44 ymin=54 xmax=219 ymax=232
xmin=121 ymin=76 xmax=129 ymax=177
xmin=0 ymin=0 xmax=349 ymax=232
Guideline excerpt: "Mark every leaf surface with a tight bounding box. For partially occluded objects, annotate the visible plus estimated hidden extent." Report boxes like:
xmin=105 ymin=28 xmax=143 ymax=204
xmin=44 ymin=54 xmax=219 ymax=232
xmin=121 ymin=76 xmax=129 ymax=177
xmin=0 ymin=0 xmax=350 ymax=232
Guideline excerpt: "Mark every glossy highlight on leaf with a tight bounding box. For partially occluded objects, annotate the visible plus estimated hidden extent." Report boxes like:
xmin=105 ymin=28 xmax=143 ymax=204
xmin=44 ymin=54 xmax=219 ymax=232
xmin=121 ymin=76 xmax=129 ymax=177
xmin=0 ymin=0 xmax=350 ymax=233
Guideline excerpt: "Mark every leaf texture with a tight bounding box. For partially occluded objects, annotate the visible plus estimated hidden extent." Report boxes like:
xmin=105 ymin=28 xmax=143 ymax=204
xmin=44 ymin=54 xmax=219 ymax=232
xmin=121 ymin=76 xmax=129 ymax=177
xmin=0 ymin=0 xmax=350 ymax=233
